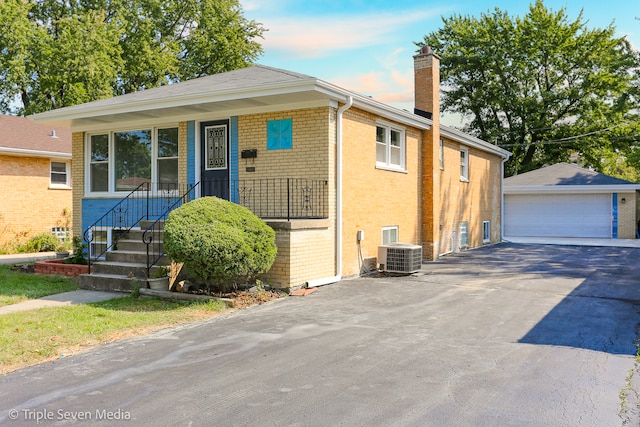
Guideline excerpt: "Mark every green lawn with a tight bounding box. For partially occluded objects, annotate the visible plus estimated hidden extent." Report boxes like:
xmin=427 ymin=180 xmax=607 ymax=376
xmin=0 ymin=265 xmax=229 ymax=374
xmin=0 ymin=265 xmax=78 ymax=307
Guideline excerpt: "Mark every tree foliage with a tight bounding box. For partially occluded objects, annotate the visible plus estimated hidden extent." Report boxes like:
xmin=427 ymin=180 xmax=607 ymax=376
xmin=0 ymin=0 xmax=264 ymax=115
xmin=418 ymin=0 xmax=640 ymax=177
xmin=163 ymin=197 xmax=277 ymax=288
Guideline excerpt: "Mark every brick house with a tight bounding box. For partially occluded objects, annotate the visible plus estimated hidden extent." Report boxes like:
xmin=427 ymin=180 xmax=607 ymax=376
xmin=31 ymin=48 xmax=509 ymax=290
xmin=0 ymin=114 xmax=72 ymax=249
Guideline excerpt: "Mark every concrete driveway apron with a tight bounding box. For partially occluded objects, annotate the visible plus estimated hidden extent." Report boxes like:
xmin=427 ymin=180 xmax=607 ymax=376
xmin=1 ymin=243 xmax=639 ymax=426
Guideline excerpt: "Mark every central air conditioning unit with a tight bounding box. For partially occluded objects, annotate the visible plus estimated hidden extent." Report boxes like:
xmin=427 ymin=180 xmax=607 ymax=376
xmin=378 ymin=243 xmax=423 ymax=273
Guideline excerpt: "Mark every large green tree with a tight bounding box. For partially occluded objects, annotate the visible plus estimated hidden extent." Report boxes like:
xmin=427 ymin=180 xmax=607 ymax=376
xmin=0 ymin=0 xmax=264 ymax=115
xmin=418 ymin=0 xmax=640 ymax=177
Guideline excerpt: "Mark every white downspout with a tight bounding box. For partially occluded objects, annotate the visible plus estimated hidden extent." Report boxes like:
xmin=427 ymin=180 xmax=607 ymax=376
xmin=307 ymin=96 xmax=353 ymax=288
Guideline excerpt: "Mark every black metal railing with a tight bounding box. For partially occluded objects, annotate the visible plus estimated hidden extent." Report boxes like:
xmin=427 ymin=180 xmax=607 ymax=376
xmin=226 ymin=178 xmax=328 ymax=220
xmin=142 ymin=183 xmax=200 ymax=278
xmin=84 ymin=178 xmax=328 ymax=275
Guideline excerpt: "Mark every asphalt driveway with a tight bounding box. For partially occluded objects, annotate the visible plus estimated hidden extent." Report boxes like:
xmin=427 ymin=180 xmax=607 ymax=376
xmin=1 ymin=243 xmax=640 ymax=426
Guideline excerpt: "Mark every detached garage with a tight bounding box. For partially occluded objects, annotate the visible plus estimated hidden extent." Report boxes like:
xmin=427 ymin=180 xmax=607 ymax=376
xmin=504 ymin=163 xmax=640 ymax=239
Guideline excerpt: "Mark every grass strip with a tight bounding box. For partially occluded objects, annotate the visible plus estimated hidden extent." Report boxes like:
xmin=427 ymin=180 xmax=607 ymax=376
xmin=0 ymin=265 xmax=78 ymax=307
xmin=0 ymin=296 xmax=227 ymax=374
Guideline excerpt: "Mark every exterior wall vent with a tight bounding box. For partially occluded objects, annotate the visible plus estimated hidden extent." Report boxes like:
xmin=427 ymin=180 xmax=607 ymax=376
xmin=378 ymin=243 xmax=422 ymax=273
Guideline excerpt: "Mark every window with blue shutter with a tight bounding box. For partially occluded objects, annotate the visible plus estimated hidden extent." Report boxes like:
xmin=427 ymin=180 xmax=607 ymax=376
xmin=267 ymin=118 xmax=292 ymax=150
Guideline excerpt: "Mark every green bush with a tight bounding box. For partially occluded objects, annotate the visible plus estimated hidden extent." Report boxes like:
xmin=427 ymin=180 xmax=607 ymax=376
xmin=23 ymin=233 xmax=61 ymax=252
xmin=163 ymin=197 xmax=277 ymax=287
xmin=64 ymin=236 xmax=88 ymax=265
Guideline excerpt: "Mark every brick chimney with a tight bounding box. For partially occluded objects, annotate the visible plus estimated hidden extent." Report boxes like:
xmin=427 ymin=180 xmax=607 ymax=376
xmin=413 ymin=45 xmax=440 ymax=124
xmin=414 ymin=45 xmax=441 ymax=261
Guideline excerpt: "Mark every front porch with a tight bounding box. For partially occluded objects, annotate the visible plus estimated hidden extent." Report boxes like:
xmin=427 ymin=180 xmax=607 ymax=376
xmin=79 ymin=179 xmax=333 ymax=292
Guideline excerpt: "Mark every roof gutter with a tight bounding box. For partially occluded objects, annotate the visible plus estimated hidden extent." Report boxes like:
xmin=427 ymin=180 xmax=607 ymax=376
xmin=307 ymin=95 xmax=353 ymax=288
xmin=0 ymin=146 xmax=71 ymax=159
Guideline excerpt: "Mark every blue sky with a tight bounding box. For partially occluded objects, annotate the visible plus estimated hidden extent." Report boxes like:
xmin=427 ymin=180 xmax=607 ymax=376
xmin=242 ymin=0 xmax=639 ymax=125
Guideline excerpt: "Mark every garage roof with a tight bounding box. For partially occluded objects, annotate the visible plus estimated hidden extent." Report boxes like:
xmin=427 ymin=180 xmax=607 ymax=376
xmin=505 ymin=163 xmax=640 ymax=194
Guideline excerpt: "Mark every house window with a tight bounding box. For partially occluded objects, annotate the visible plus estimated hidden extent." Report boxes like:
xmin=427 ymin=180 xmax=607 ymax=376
xmin=459 ymin=222 xmax=469 ymax=247
xmin=267 ymin=118 xmax=292 ymax=150
xmin=460 ymin=147 xmax=469 ymax=181
xmin=382 ymin=226 xmax=398 ymax=245
xmin=439 ymin=139 xmax=444 ymax=170
xmin=87 ymin=127 xmax=178 ymax=193
xmin=50 ymin=161 xmax=70 ymax=187
xmin=90 ymin=134 xmax=109 ymax=192
xmin=114 ymin=130 xmax=151 ymax=191
xmin=157 ymin=127 xmax=179 ymax=190
xmin=483 ymin=221 xmax=490 ymax=243
xmin=376 ymin=123 xmax=405 ymax=170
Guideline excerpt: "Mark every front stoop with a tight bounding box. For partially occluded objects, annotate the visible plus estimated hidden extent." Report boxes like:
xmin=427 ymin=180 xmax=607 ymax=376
xmin=78 ymin=221 xmax=170 ymax=292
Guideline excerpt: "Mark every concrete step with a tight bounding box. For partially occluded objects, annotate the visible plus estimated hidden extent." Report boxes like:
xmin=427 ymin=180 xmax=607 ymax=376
xmin=78 ymin=273 xmax=146 ymax=292
xmin=91 ymin=260 xmax=167 ymax=278
xmin=139 ymin=219 xmax=165 ymax=230
xmin=115 ymin=238 xmax=164 ymax=253
xmin=105 ymin=250 xmax=169 ymax=265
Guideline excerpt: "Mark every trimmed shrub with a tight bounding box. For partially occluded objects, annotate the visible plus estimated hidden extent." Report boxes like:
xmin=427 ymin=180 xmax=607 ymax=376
xmin=24 ymin=233 xmax=61 ymax=252
xmin=163 ymin=197 xmax=277 ymax=287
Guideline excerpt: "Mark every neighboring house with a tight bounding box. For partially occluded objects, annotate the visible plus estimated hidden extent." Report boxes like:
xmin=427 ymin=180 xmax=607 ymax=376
xmin=504 ymin=162 xmax=640 ymax=239
xmin=31 ymin=47 xmax=509 ymax=289
xmin=0 ymin=114 xmax=72 ymax=248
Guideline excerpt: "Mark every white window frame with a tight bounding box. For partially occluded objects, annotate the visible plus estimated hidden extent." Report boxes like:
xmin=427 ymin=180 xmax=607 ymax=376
xmin=382 ymin=226 xmax=399 ymax=245
xmin=483 ymin=221 xmax=491 ymax=243
xmin=460 ymin=147 xmax=469 ymax=182
xmin=86 ymin=125 xmax=178 ymax=195
xmin=50 ymin=160 xmax=71 ymax=188
xmin=376 ymin=121 xmax=406 ymax=171
xmin=439 ymin=139 xmax=444 ymax=170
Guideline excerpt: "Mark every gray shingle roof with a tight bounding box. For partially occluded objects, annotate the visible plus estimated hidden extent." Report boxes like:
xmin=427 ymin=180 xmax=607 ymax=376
xmin=34 ymin=65 xmax=314 ymax=115
xmin=504 ymin=163 xmax=637 ymax=186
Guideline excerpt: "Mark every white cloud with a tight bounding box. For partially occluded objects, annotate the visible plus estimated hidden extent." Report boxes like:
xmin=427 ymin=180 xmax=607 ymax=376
xmin=256 ymin=8 xmax=444 ymax=58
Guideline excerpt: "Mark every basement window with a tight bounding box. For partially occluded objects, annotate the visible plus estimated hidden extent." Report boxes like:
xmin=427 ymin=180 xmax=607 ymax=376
xmin=459 ymin=222 xmax=469 ymax=247
xmin=483 ymin=221 xmax=490 ymax=243
xmin=382 ymin=226 xmax=398 ymax=245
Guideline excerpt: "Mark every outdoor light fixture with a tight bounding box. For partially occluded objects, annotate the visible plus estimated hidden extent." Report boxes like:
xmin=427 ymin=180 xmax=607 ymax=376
xmin=621 ymin=197 xmax=626 ymax=204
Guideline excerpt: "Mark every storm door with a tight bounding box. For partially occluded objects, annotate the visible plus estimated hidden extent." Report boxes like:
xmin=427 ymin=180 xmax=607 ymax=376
xmin=200 ymin=120 xmax=229 ymax=199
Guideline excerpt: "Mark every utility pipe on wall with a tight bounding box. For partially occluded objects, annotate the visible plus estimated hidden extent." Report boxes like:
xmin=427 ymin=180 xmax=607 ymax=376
xmin=307 ymin=96 xmax=353 ymax=288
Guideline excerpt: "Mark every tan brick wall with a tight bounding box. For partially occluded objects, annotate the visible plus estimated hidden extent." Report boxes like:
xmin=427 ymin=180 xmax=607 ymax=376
xmin=261 ymin=220 xmax=335 ymax=288
xmin=617 ymin=192 xmax=638 ymax=239
xmin=239 ymin=107 xmax=337 ymax=285
xmin=341 ymin=108 xmax=422 ymax=276
xmin=71 ymin=132 xmax=85 ymax=238
xmin=0 ymin=154 xmax=72 ymax=245
xmin=178 ymin=122 xmax=188 ymax=185
xmin=435 ymin=137 xmax=503 ymax=254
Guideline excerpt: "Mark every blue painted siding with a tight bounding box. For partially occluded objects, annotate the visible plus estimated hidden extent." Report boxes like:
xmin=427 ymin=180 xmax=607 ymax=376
xmin=612 ymin=193 xmax=618 ymax=238
xmin=187 ymin=121 xmax=196 ymax=186
xmin=82 ymin=198 xmax=142 ymax=232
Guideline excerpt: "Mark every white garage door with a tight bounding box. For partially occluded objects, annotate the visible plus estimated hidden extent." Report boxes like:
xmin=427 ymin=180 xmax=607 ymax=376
xmin=505 ymin=194 xmax=612 ymax=238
